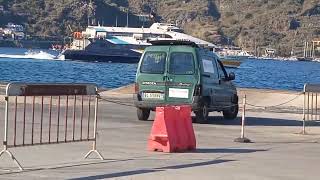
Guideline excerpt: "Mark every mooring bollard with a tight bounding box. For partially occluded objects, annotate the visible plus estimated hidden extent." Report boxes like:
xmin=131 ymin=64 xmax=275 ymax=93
xmin=234 ymin=95 xmax=252 ymax=143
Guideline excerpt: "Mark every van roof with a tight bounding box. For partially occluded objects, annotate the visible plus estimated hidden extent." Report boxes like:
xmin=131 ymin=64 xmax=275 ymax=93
xmin=148 ymin=40 xmax=199 ymax=47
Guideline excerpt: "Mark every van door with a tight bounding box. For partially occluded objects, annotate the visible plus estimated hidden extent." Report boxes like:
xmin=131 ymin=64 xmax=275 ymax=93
xmin=166 ymin=49 xmax=198 ymax=104
xmin=137 ymin=50 xmax=168 ymax=103
xmin=200 ymin=56 xmax=220 ymax=106
xmin=216 ymin=60 xmax=233 ymax=104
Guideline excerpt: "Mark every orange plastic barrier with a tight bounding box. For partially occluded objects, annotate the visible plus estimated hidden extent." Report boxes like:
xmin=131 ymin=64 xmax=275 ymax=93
xmin=148 ymin=105 xmax=196 ymax=153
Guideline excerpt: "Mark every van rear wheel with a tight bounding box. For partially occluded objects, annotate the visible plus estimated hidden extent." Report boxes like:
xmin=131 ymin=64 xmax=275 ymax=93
xmin=137 ymin=108 xmax=150 ymax=121
xmin=223 ymin=104 xmax=238 ymax=120
xmin=195 ymin=101 xmax=209 ymax=124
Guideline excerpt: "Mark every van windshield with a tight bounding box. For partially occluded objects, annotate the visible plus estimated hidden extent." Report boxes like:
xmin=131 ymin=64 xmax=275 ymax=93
xmin=140 ymin=52 xmax=166 ymax=74
xmin=169 ymin=52 xmax=194 ymax=75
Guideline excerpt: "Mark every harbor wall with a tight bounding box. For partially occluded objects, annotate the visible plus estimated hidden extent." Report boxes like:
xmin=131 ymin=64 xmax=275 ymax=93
xmin=101 ymin=84 xmax=304 ymax=111
xmin=0 ymin=83 xmax=304 ymax=114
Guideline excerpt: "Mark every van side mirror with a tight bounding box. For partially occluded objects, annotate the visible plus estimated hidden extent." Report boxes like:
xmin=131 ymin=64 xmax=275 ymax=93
xmin=228 ymin=72 xmax=235 ymax=81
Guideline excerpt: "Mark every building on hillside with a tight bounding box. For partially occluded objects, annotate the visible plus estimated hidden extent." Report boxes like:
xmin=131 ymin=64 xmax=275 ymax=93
xmin=264 ymin=48 xmax=276 ymax=57
xmin=311 ymin=38 xmax=320 ymax=58
xmin=3 ymin=23 xmax=25 ymax=40
xmin=16 ymin=12 xmax=31 ymax=16
xmin=6 ymin=23 xmax=24 ymax=32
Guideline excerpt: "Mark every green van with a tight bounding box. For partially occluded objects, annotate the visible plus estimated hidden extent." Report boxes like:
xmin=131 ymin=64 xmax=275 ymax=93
xmin=134 ymin=40 xmax=238 ymax=123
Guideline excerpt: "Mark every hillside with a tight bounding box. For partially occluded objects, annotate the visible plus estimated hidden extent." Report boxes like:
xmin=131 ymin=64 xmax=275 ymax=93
xmin=0 ymin=0 xmax=320 ymax=56
xmin=127 ymin=0 xmax=320 ymax=56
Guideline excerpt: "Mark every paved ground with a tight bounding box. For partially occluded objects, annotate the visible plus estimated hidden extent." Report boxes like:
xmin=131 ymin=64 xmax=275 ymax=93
xmin=0 ymin=86 xmax=319 ymax=179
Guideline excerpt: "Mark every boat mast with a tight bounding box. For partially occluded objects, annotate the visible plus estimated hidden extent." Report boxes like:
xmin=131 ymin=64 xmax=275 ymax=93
xmin=254 ymin=36 xmax=257 ymax=57
xmin=312 ymin=40 xmax=315 ymax=58
xmin=291 ymin=30 xmax=297 ymax=57
xmin=303 ymin=40 xmax=306 ymax=57
xmin=306 ymin=41 xmax=309 ymax=57
xmin=87 ymin=0 xmax=94 ymax=26
xmin=116 ymin=16 xmax=118 ymax=27
xmin=126 ymin=8 xmax=129 ymax=27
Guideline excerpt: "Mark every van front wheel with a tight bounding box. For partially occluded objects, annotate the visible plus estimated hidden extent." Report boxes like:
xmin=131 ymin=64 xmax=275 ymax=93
xmin=137 ymin=108 xmax=150 ymax=121
xmin=194 ymin=102 xmax=209 ymax=124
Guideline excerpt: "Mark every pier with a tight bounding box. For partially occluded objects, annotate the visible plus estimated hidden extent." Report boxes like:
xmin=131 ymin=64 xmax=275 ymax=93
xmin=0 ymin=84 xmax=319 ymax=179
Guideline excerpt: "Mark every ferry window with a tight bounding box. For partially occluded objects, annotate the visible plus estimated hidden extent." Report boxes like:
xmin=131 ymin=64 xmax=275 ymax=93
xmin=171 ymin=29 xmax=184 ymax=33
xmin=169 ymin=52 xmax=194 ymax=75
xmin=140 ymin=52 xmax=167 ymax=74
xmin=162 ymin=34 xmax=172 ymax=38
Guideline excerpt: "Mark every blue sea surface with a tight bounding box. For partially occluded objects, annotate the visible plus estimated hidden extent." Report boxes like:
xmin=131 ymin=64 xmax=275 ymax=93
xmin=232 ymin=59 xmax=320 ymax=91
xmin=0 ymin=58 xmax=137 ymax=88
xmin=0 ymin=48 xmax=320 ymax=91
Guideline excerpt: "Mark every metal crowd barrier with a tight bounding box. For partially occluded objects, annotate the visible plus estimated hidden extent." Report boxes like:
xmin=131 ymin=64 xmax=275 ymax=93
xmin=0 ymin=83 xmax=104 ymax=170
xmin=302 ymin=83 xmax=320 ymax=134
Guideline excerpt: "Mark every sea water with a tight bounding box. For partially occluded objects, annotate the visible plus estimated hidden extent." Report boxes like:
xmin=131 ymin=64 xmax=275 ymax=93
xmin=0 ymin=48 xmax=320 ymax=91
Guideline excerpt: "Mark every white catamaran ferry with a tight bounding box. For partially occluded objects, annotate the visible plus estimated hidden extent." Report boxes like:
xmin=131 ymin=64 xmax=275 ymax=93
xmin=63 ymin=23 xmax=216 ymax=62
xmin=64 ymin=23 xmax=244 ymax=67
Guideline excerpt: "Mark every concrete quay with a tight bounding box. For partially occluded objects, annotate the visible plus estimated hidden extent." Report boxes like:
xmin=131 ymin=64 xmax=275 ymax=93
xmin=0 ymin=84 xmax=319 ymax=180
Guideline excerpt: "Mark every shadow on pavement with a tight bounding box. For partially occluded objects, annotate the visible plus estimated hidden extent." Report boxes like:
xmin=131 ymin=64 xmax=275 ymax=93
xmin=0 ymin=148 xmax=269 ymax=179
xmin=156 ymin=159 xmax=234 ymax=170
xmin=70 ymin=169 xmax=163 ymax=180
xmin=200 ymin=116 xmax=320 ymax=127
xmin=195 ymin=148 xmax=268 ymax=154
xmin=69 ymin=159 xmax=234 ymax=180
xmin=0 ymin=158 xmax=135 ymax=176
xmin=0 ymin=158 xmax=234 ymax=179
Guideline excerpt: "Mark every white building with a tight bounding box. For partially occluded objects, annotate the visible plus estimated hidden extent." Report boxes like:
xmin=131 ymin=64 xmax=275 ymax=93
xmin=3 ymin=23 xmax=25 ymax=40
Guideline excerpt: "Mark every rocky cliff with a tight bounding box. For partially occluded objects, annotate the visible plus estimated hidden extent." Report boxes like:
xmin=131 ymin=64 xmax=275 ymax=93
xmin=0 ymin=0 xmax=319 ymax=56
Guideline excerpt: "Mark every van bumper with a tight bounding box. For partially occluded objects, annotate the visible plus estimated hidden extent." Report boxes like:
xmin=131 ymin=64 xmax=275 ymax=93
xmin=133 ymin=95 xmax=202 ymax=111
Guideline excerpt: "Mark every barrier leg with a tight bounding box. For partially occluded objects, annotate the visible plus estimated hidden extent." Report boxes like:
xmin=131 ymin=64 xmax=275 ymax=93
xmin=84 ymin=141 xmax=104 ymax=160
xmin=0 ymin=95 xmax=24 ymax=170
xmin=0 ymin=147 xmax=24 ymax=171
xmin=84 ymin=96 xmax=104 ymax=160
xmin=234 ymin=95 xmax=251 ymax=143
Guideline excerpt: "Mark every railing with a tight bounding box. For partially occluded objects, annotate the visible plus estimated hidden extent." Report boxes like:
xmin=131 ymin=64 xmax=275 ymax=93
xmin=0 ymin=83 xmax=104 ymax=171
xmin=234 ymin=83 xmax=320 ymax=142
xmin=302 ymin=83 xmax=320 ymax=134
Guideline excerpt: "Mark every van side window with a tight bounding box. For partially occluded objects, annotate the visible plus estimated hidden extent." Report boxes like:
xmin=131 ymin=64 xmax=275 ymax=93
xmin=169 ymin=52 xmax=194 ymax=75
xmin=202 ymin=59 xmax=215 ymax=74
xmin=140 ymin=52 xmax=166 ymax=74
xmin=201 ymin=57 xmax=219 ymax=79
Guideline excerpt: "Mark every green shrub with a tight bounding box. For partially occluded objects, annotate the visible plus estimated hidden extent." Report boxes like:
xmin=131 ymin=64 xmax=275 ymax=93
xmin=245 ymin=13 xmax=253 ymax=19
xmin=225 ymin=11 xmax=234 ymax=17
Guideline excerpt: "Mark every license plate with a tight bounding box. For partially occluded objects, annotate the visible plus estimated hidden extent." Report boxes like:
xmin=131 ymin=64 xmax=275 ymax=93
xmin=142 ymin=93 xmax=164 ymax=100
xmin=169 ymin=88 xmax=189 ymax=98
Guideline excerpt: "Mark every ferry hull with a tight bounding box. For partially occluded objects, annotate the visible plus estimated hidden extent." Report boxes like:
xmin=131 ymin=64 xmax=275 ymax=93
xmin=63 ymin=50 xmax=141 ymax=63
xmin=297 ymin=57 xmax=313 ymax=62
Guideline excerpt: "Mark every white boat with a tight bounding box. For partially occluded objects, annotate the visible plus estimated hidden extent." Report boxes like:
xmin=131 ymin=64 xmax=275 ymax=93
xmin=214 ymin=46 xmax=252 ymax=67
xmin=80 ymin=23 xmax=216 ymax=48
xmin=64 ymin=23 xmax=238 ymax=67
xmin=216 ymin=46 xmax=252 ymax=60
